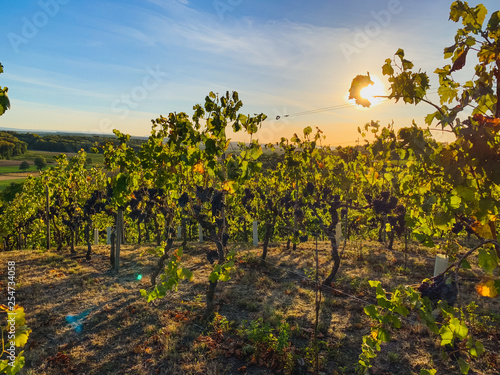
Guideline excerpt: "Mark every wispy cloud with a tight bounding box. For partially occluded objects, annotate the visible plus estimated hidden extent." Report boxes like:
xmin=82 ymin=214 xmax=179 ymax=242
xmin=6 ymin=71 xmax=111 ymax=101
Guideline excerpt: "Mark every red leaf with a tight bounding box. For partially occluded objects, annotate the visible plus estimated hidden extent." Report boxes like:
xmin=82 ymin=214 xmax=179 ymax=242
xmin=450 ymin=48 xmax=469 ymax=73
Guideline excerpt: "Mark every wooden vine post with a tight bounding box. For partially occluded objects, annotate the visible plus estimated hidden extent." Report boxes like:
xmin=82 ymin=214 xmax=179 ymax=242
xmin=45 ymin=185 xmax=50 ymax=250
xmin=114 ymin=207 xmax=123 ymax=272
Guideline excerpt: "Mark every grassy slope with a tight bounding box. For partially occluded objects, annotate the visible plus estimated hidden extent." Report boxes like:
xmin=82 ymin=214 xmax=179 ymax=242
xmin=0 ymin=179 xmax=25 ymax=190
xmin=9 ymin=150 xmax=105 ymax=165
xmin=1 ymin=239 xmax=499 ymax=375
xmin=0 ymin=165 xmax=39 ymax=173
xmin=0 ymin=150 xmax=105 ymax=190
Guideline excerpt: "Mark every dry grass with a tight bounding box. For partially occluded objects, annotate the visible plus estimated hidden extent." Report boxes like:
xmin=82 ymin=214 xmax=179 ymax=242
xmin=0 ymin=238 xmax=498 ymax=374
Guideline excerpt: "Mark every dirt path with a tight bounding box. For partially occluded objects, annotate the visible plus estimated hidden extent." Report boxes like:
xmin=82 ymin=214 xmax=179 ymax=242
xmin=0 ymin=160 xmax=26 ymax=167
xmin=0 ymin=172 xmax=39 ymax=180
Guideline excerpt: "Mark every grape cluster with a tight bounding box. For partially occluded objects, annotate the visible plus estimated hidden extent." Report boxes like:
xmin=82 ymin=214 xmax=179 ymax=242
xmin=106 ymin=186 xmax=113 ymax=199
xmin=128 ymin=187 xmax=173 ymax=224
xmin=418 ymin=274 xmax=458 ymax=306
xmin=83 ymin=189 xmax=107 ymax=217
xmin=387 ymin=204 xmax=406 ymax=237
xmin=266 ymin=198 xmax=274 ymax=211
xmin=241 ymin=188 xmax=254 ymax=208
xmin=178 ymin=192 xmax=189 ymax=208
xmin=60 ymin=198 xmax=84 ymax=230
xmin=193 ymin=204 xmax=202 ymax=216
xmin=129 ymin=188 xmax=150 ymax=223
xmin=196 ymin=186 xmax=213 ymax=203
xmin=280 ymin=192 xmax=294 ymax=210
xmin=256 ymin=186 xmax=266 ymax=202
xmin=211 ymin=190 xmax=224 ymax=217
xmin=452 ymin=222 xmax=463 ymax=234
xmin=305 ymin=182 xmax=315 ymax=195
xmin=372 ymin=192 xmax=398 ymax=215
xmin=206 ymin=250 xmax=218 ymax=264
xmin=452 ymin=216 xmax=475 ymax=236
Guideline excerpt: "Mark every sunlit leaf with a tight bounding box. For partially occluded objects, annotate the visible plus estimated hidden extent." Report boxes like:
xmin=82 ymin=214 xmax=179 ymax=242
xmin=349 ymin=73 xmax=374 ymax=107
xmin=470 ymin=221 xmax=495 ymax=239
xmin=475 ymin=277 xmax=498 ymax=298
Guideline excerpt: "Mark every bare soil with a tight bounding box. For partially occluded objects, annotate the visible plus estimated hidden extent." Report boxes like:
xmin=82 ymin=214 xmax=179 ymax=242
xmin=0 ymin=160 xmax=26 ymax=167
xmin=0 ymin=172 xmax=39 ymax=181
xmin=0 ymin=239 xmax=499 ymax=375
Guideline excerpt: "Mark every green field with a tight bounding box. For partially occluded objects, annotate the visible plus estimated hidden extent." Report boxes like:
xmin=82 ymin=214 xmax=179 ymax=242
xmin=9 ymin=150 xmax=105 ymax=165
xmin=0 ymin=178 xmax=26 ymax=191
xmin=0 ymin=150 xmax=105 ymax=191
xmin=0 ymin=165 xmax=39 ymax=173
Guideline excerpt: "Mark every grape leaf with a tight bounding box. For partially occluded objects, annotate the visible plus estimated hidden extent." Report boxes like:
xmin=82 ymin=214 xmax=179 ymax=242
xmin=348 ymin=73 xmax=374 ymax=107
xmin=450 ymin=48 xmax=469 ymax=73
xmin=475 ymin=277 xmax=498 ymax=298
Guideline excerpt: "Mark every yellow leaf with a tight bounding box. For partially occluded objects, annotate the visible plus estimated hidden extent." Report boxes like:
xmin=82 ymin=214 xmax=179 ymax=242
xmin=475 ymin=278 xmax=498 ymax=298
xmin=7 ymin=306 xmax=31 ymax=347
xmin=222 ymin=181 xmax=235 ymax=194
xmin=470 ymin=221 xmax=495 ymax=239
xmin=193 ymin=163 xmax=204 ymax=174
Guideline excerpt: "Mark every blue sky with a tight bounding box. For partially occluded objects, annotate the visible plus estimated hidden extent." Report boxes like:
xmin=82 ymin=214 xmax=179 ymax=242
xmin=1 ymin=0 xmax=498 ymax=145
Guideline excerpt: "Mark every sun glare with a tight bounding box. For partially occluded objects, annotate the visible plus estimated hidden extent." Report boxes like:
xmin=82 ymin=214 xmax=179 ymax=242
xmin=359 ymin=75 xmax=387 ymax=106
xmin=346 ymin=74 xmax=387 ymax=107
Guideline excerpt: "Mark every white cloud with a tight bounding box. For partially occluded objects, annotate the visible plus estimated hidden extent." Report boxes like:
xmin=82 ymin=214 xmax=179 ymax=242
xmin=5 ymin=68 xmax=111 ymax=101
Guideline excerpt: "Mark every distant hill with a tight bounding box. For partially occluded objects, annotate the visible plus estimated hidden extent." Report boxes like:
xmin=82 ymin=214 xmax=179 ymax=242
xmin=0 ymin=130 xmax=146 ymax=154
xmin=0 ymin=127 xmax=147 ymax=139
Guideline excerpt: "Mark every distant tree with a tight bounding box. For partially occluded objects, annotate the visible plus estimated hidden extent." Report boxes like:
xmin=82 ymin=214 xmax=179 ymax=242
xmin=0 ymin=132 xmax=26 ymax=159
xmin=0 ymin=181 xmax=23 ymax=203
xmin=19 ymin=161 xmax=30 ymax=171
xmin=34 ymin=156 xmax=47 ymax=171
xmin=0 ymin=62 xmax=10 ymax=116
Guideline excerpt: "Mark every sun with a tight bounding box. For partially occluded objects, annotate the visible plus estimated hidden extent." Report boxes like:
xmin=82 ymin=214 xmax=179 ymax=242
xmin=358 ymin=75 xmax=387 ymax=106
xmin=346 ymin=74 xmax=387 ymax=107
